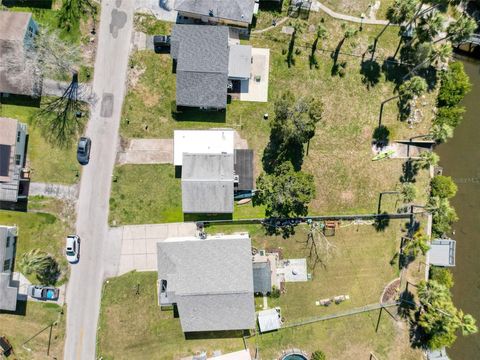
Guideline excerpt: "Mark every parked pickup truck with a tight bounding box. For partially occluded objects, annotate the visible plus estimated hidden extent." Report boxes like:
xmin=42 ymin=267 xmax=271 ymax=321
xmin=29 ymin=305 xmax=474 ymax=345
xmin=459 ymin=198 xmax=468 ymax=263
xmin=27 ymin=285 xmax=60 ymax=301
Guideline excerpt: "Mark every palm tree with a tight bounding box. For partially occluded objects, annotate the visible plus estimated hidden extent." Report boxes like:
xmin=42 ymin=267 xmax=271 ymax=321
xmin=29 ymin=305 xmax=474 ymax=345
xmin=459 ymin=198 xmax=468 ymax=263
xmin=405 ymin=42 xmax=452 ymax=78
xmin=377 ymin=0 xmax=419 ymax=40
xmin=431 ymin=122 xmax=454 ymax=143
xmin=378 ymin=76 xmax=427 ymax=125
xmin=416 ymin=12 xmax=445 ymax=42
xmin=416 ymin=151 xmax=440 ymax=168
xmin=459 ymin=312 xmax=479 ymax=336
xmin=403 ymin=231 xmax=430 ymax=257
xmin=310 ymin=24 xmax=328 ymax=69
xmin=418 ymin=280 xmax=451 ymax=307
xmin=435 ymin=16 xmax=477 ymax=44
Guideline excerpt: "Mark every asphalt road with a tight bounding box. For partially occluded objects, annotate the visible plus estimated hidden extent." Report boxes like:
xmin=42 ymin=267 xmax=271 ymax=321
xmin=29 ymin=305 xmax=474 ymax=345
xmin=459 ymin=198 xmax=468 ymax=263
xmin=64 ymin=1 xmax=134 ymax=359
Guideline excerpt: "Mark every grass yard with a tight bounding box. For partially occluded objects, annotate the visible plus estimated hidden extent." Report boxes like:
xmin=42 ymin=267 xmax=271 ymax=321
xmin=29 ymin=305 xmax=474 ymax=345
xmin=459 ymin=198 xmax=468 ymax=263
xmin=0 ymin=196 xmax=73 ymax=283
xmin=109 ymin=165 xmax=267 ymax=225
xmin=97 ymin=220 xmax=424 ymax=359
xmin=0 ymin=302 xmax=65 ymax=360
xmin=97 ymin=271 xmax=246 ymax=360
xmin=0 ymin=197 xmax=71 ymax=358
xmin=0 ymin=100 xmax=83 ymax=184
xmin=119 ymin=13 xmax=433 ymax=218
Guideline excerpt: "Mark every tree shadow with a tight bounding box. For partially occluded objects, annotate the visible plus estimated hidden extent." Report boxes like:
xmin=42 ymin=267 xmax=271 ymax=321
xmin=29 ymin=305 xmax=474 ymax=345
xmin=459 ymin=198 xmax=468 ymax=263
xmin=360 ymin=59 xmax=381 ymax=89
xmin=286 ymin=31 xmax=297 ymax=68
xmin=309 ymin=37 xmax=319 ymax=69
xmin=263 ymin=218 xmax=298 ymax=239
xmin=416 ymin=66 xmax=438 ymax=91
xmin=372 ymin=125 xmax=390 ymax=147
xmin=373 ymin=212 xmax=390 ymax=232
xmin=331 ymin=38 xmax=346 ymax=76
xmin=397 ymin=289 xmax=415 ymax=319
xmin=381 ymin=57 xmax=408 ymax=87
xmin=400 ymin=160 xmax=419 ymax=183
xmin=409 ymin=312 xmax=429 ymax=349
xmin=262 ymin=135 xmax=304 ymax=173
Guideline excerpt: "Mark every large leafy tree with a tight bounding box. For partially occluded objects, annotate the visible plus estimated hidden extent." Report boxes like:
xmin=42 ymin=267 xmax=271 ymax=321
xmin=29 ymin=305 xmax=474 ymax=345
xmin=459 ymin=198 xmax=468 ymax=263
xmin=58 ymin=0 xmax=97 ymax=32
xmin=437 ymin=62 xmax=472 ymax=107
xmin=254 ymin=161 xmax=316 ymax=219
xmin=430 ymin=175 xmax=458 ymax=199
xmin=271 ymin=92 xmax=323 ymax=146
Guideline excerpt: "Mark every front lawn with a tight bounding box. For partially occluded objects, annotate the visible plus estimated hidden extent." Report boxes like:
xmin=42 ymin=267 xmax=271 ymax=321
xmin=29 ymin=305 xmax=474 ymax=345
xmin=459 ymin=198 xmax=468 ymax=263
xmin=0 ymin=196 xmax=73 ymax=283
xmin=1 ymin=100 xmax=83 ymax=184
xmin=0 ymin=302 xmax=65 ymax=359
xmin=96 ymin=220 xmax=424 ymax=359
xmin=119 ymin=13 xmax=433 ymax=216
xmin=109 ymin=165 xmax=267 ymax=225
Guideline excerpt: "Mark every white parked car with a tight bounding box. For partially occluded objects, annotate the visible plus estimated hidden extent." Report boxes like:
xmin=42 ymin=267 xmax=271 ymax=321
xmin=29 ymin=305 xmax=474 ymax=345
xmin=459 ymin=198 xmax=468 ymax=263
xmin=65 ymin=235 xmax=80 ymax=263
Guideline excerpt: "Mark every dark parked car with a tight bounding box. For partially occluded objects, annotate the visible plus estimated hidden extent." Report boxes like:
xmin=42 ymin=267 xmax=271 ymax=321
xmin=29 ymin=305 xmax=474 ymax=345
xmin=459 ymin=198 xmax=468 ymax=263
xmin=154 ymin=35 xmax=171 ymax=53
xmin=27 ymin=285 xmax=60 ymax=301
xmin=77 ymin=137 xmax=91 ymax=165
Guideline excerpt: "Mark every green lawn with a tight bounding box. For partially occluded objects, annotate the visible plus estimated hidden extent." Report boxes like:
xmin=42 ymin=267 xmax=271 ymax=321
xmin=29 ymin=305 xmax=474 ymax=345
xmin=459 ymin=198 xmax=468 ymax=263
xmin=109 ymin=165 xmax=183 ymax=225
xmin=0 ymin=302 xmax=65 ymax=360
xmin=0 ymin=196 xmax=73 ymax=283
xmin=109 ymin=165 xmax=267 ymax=225
xmin=97 ymin=271 xmax=246 ymax=360
xmin=97 ymin=221 xmax=424 ymax=359
xmin=1 ymin=100 xmax=82 ymax=184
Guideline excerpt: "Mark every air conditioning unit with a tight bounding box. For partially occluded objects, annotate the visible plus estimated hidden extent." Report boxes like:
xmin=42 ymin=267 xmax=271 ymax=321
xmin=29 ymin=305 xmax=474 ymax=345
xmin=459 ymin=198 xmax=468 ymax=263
xmin=234 ymin=175 xmax=239 ymax=183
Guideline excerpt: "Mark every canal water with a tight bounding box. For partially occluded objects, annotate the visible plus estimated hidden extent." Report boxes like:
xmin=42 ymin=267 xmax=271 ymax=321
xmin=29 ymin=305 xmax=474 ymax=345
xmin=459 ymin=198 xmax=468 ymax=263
xmin=436 ymin=57 xmax=480 ymax=359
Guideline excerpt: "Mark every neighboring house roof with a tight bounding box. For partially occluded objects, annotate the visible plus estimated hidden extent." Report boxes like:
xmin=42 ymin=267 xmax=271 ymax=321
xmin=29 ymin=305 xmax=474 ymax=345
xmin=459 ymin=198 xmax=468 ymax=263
xmin=173 ymin=129 xmax=234 ymax=166
xmin=0 ymin=11 xmax=31 ymax=41
xmin=182 ymin=153 xmax=234 ymax=213
xmin=0 ymin=11 xmax=39 ymax=96
xmin=157 ymin=233 xmax=255 ymax=332
xmin=171 ymin=25 xmax=229 ymax=108
xmin=228 ymin=45 xmax=252 ymax=79
xmin=174 ymin=0 xmax=255 ymax=24
xmin=0 ymin=118 xmax=27 ymax=203
xmin=428 ymin=239 xmax=456 ymax=267
xmin=258 ymin=308 xmax=282 ymax=333
xmin=252 ymin=261 xmax=272 ymax=294
xmin=0 ymin=226 xmax=18 ymax=311
xmin=234 ymin=149 xmax=254 ymax=191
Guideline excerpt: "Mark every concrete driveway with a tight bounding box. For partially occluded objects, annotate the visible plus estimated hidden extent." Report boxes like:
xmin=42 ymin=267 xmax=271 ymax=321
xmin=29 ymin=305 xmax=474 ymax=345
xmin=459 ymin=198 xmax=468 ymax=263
xmin=64 ymin=1 xmax=134 ymax=359
xmin=117 ymin=138 xmax=173 ymax=164
xmin=111 ymin=223 xmax=196 ymax=276
xmin=240 ymin=48 xmax=270 ymax=102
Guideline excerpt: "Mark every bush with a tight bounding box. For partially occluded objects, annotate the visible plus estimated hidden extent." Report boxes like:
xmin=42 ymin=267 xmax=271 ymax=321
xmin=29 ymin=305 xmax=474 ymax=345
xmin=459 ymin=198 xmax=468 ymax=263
xmin=430 ymin=266 xmax=454 ymax=289
xmin=270 ymin=286 xmax=281 ymax=298
xmin=430 ymin=197 xmax=458 ymax=236
xmin=437 ymin=62 xmax=472 ymax=107
xmin=434 ymin=106 xmax=465 ymax=128
xmin=431 ymin=175 xmax=457 ymax=199
xmin=311 ymin=350 xmax=326 ymax=360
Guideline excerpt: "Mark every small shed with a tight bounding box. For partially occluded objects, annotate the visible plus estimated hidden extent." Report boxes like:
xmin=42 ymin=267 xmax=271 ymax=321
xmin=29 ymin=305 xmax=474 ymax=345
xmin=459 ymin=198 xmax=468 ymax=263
xmin=428 ymin=239 xmax=456 ymax=267
xmin=258 ymin=308 xmax=282 ymax=333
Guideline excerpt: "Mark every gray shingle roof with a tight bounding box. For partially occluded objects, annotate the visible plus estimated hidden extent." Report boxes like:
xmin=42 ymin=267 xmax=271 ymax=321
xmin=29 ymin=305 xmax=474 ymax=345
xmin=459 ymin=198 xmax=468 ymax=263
xmin=171 ymin=25 xmax=229 ymax=109
xmin=157 ymin=234 xmax=255 ymax=332
xmin=0 ymin=226 xmax=18 ymax=311
xmin=175 ymin=0 xmax=255 ymax=24
xmin=182 ymin=153 xmax=234 ymax=213
xmin=0 ymin=11 xmax=31 ymax=41
xmin=253 ymin=262 xmax=272 ymax=294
